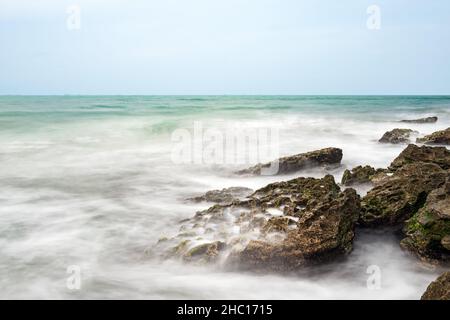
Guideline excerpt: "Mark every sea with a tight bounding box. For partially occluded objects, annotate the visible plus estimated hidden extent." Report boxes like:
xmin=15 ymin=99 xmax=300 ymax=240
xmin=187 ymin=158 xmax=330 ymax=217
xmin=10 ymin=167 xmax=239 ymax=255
xmin=0 ymin=95 xmax=449 ymax=299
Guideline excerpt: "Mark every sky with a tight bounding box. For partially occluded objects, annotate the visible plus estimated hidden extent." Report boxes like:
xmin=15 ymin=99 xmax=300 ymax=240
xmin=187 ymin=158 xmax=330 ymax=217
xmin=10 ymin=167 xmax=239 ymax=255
xmin=1 ymin=0 xmax=450 ymax=95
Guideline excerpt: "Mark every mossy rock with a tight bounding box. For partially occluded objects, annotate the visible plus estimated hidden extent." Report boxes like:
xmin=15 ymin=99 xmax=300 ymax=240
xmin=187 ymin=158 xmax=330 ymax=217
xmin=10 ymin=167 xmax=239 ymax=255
xmin=417 ymin=127 xmax=450 ymax=145
xmin=389 ymin=144 xmax=450 ymax=171
xmin=360 ymin=162 xmax=447 ymax=227
xmin=401 ymin=179 xmax=450 ymax=262
xmin=421 ymin=272 xmax=450 ymax=300
xmin=183 ymin=241 xmax=226 ymax=262
xmin=341 ymin=165 xmax=385 ymax=186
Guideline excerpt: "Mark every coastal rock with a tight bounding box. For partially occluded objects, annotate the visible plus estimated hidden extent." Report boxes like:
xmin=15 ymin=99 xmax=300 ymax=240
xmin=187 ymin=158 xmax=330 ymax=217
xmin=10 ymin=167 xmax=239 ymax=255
xmin=378 ymin=128 xmax=416 ymax=144
xmin=360 ymin=162 xmax=447 ymax=227
xmin=400 ymin=116 xmax=438 ymax=124
xmin=187 ymin=187 xmax=253 ymax=205
xmin=183 ymin=241 xmax=227 ymax=262
xmin=248 ymin=174 xmax=340 ymax=214
xmin=235 ymin=147 xmax=343 ymax=175
xmin=400 ymin=178 xmax=450 ymax=262
xmin=421 ymin=272 xmax=450 ymax=300
xmin=159 ymin=175 xmax=361 ymax=270
xmin=417 ymin=128 xmax=450 ymax=145
xmin=389 ymin=144 xmax=450 ymax=171
xmin=235 ymin=188 xmax=360 ymax=271
xmin=341 ymin=165 xmax=386 ymax=186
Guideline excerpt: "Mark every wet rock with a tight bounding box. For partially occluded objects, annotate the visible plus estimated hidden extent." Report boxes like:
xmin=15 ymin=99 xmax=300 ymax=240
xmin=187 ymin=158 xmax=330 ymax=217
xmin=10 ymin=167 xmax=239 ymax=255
xmin=389 ymin=144 xmax=450 ymax=171
xmin=235 ymin=188 xmax=361 ymax=271
xmin=159 ymin=175 xmax=361 ymax=270
xmin=417 ymin=128 xmax=450 ymax=145
xmin=183 ymin=241 xmax=227 ymax=262
xmin=360 ymin=162 xmax=447 ymax=227
xmin=187 ymin=187 xmax=253 ymax=205
xmin=236 ymin=147 xmax=343 ymax=175
xmin=400 ymin=116 xmax=438 ymax=124
xmin=400 ymin=178 xmax=450 ymax=262
xmin=421 ymin=272 xmax=450 ymax=300
xmin=341 ymin=165 xmax=386 ymax=186
xmin=261 ymin=216 xmax=295 ymax=234
xmin=249 ymin=174 xmax=340 ymax=212
xmin=378 ymin=128 xmax=416 ymax=144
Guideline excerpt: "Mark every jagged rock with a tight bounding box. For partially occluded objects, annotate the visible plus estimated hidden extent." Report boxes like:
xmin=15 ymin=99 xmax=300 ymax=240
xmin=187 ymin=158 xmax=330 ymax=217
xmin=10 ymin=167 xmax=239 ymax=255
xmin=421 ymin=272 xmax=450 ymax=300
xmin=341 ymin=165 xmax=386 ymax=186
xmin=159 ymin=175 xmax=361 ymax=270
xmin=389 ymin=144 xmax=450 ymax=171
xmin=248 ymin=174 xmax=340 ymax=215
xmin=400 ymin=116 xmax=438 ymax=124
xmin=235 ymin=147 xmax=343 ymax=175
xmin=417 ymin=128 xmax=450 ymax=145
xmin=234 ymin=188 xmax=361 ymax=271
xmin=360 ymin=162 xmax=447 ymax=227
xmin=261 ymin=216 xmax=296 ymax=234
xmin=378 ymin=128 xmax=416 ymax=144
xmin=401 ymin=178 xmax=450 ymax=262
xmin=187 ymin=187 xmax=253 ymax=205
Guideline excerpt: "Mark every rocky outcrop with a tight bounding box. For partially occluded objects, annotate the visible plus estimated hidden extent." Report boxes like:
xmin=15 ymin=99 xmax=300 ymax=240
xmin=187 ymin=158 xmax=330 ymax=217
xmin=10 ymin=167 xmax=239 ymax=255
xmin=235 ymin=147 xmax=343 ymax=175
xmin=187 ymin=187 xmax=253 ymax=205
xmin=158 ymin=175 xmax=361 ymax=270
xmin=400 ymin=116 xmax=438 ymax=124
xmin=235 ymin=188 xmax=360 ymax=271
xmin=389 ymin=144 xmax=450 ymax=171
xmin=400 ymin=178 xmax=450 ymax=262
xmin=341 ymin=165 xmax=386 ymax=186
xmin=359 ymin=162 xmax=447 ymax=227
xmin=417 ymin=128 xmax=450 ymax=145
xmin=421 ymin=272 xmax=450 ymax=300
xmin=378 ymin=129 xmax=416 ymax=144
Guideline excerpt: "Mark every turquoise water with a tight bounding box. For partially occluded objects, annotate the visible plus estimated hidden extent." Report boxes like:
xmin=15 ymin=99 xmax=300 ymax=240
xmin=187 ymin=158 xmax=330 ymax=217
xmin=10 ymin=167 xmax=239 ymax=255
xmin=0 ymin=96 xmax=448 ymax=299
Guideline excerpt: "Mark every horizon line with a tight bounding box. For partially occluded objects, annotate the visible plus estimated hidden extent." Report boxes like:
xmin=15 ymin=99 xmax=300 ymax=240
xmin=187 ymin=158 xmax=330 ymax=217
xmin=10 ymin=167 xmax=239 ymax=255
xmin=1 ymin=94 xmax=450 ymax=97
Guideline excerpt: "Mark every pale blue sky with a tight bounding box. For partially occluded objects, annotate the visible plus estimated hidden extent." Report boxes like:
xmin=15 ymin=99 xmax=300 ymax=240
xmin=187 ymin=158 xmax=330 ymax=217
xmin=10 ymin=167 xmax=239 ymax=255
xmin=1 ymin=0 xmax=450 ymax=95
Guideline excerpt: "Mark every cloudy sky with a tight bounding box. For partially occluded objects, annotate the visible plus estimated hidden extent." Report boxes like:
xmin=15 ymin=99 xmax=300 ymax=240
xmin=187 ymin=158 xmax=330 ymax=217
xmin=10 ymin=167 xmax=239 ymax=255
xmin=1 ymin=0 xmax=450 ymax=95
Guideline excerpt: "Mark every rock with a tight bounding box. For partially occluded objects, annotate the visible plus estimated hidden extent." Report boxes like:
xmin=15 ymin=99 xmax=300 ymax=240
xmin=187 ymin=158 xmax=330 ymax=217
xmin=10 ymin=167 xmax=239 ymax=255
xmin=235 ymin=147 xmax=343 ymax=175
xmin=417 ymin=128 xmax=450 ymax=145
xmin=159 ymin=175 xmax=361 ymax=270
xmin=248 ymin=174 xmax=340 ymax=214
xmin=187 ymin=187 xmax=253 ymax=205
xmin=400 ymin=178 xmax=450 ymax=262
xmin=183 ymin=241 xmax=227 ymax=262
xmin=235 ymin=188 xmax=361 ymax=271
xmin=360 ymin=162 xmax=447 ymax=227
xmin=341 ymin=165 xmax=386 ymax=186
xmin=421 ymin=272 xmax=450 ymax=300
xmin=389 ymin=144 xmax=450 ymax=171
xmin=400 ymin=116 xmax=438 ymax=124
xmin=378 ymin=128 xmax=416 ymax=144
xmin=261 ymin=216 xmax=296 ymax=234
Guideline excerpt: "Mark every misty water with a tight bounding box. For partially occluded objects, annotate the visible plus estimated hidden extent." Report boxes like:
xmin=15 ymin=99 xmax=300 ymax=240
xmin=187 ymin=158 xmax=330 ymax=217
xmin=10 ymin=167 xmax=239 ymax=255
xmin=0 ymin=96 xmax=449 ymax=299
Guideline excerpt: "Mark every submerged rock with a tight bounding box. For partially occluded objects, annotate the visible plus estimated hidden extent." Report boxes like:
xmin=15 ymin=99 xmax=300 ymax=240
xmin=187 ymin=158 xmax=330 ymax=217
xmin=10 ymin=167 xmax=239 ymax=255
xmin=417 ymin=128 xmax=450 ymax=145
xmin=401 ymin=178 xmax=450 ymax=262
xmin=187 ymin=187 xmax=253 ymax=205
xmin=158 ymin=175 xmax=361 ymax=270
xmin=421 ymin=272 xmax=450 ymax=300
xmin=378 ymin=128 xmax=416 ymax=144
xmin=341 ymin=165 xmax=386 ymax=186
xmin=360 ymin=162 xmax=447 ymax=227
xmin=235 ymin=147 xmax=343 ymax=175
xmin=400 ymin=116 xmax=438 ymax=124
xmin=389 ymin=144 xmax=450 ymax=171
xmin=183 ymin=241 xmax=227 ymax=263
